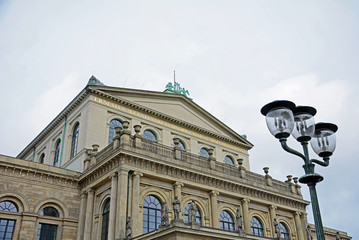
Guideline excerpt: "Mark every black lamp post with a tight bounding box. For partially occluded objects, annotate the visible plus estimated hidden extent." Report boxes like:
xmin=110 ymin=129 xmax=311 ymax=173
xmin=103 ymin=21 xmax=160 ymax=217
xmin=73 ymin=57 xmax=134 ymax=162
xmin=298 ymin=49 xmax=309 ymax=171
xmin=260 ymin=100 xmax=338 ymax=240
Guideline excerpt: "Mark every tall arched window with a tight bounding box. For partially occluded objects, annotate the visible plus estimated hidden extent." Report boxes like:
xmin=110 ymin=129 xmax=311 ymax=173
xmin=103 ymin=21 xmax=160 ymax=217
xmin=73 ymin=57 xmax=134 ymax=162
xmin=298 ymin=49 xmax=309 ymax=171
xmin=279 ymin=222 xmax=290 ymax=240
xmin=250 ymin=217 xmax=264 ymax=236
xmin=108 ymin=119 xmax=123 ymax=144
xmin=53 ymin=139 xmax=61 ymax=167
xmin=143 ymin=130 xmax=157 ymax=142
xmin=200 ymin=148 xmax=209 ymax=158
xmin=224 ymin=155 xmax=234 ymax=166
xmin=143 ymin=195 xmax=162 ymax=234
xmin=39 ymin=153 xmax=45 ymax=164
xmin=37 ymin=207 xmax=59 ymax=240
xmin=101 ymin=200 xmax=110 ymax=240
xmin=184 ymin=202 xmax=202 ymax=225
xmin=220 ymin=210 xmax=234 ymax=231
xmin=70 ymin=123 xmax=79 ymax=158
xmin=0 ymin=201 xmax=18 ymax=239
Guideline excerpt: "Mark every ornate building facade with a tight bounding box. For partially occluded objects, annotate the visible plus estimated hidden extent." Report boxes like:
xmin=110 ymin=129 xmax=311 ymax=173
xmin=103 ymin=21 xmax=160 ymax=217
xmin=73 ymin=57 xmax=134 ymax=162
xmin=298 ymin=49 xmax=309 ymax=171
xmin=0 ymin=77 xmax=351 ymax=240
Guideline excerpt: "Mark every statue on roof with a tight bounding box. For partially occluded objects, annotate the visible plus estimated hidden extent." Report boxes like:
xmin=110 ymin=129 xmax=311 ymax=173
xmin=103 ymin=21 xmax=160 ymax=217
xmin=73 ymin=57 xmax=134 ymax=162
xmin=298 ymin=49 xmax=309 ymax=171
xmin=87 ymin=75 xmax=105 ymax=86
xmin=164 ymin=81 xmax=191 ymax=99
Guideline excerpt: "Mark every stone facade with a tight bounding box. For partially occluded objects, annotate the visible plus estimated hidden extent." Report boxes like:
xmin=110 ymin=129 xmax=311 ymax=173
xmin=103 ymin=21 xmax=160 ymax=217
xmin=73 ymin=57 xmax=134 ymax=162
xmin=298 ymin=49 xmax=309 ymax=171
xmin=0 ymin=80 xmax=351 ymax=240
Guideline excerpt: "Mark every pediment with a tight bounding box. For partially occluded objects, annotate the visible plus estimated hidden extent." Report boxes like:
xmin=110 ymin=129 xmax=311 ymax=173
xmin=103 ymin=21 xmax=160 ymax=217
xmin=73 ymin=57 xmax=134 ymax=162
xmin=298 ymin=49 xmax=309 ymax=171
xmin=90 ymin=86 xmax=252 ymax=147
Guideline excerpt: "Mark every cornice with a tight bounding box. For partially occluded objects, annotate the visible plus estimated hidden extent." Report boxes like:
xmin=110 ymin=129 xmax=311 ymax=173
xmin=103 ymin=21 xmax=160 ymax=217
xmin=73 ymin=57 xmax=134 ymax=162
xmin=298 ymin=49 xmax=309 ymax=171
xmin=88 ymin=88 xmax=253 ymax=150
xmin=79 ymin=147 xmax=309 ymax=210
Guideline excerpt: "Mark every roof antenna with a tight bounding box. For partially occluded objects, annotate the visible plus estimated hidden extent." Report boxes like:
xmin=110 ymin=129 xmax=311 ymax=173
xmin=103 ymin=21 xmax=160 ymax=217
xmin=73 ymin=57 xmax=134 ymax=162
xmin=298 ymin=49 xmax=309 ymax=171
xmin=174 ymin=70 xmax=176 ymax=85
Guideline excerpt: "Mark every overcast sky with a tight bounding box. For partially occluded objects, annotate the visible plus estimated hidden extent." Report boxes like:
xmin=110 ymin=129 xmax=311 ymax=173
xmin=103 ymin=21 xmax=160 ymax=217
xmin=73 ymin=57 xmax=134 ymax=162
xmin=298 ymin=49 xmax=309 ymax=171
xmin=1 ymin=0 xmax=358 ymax=238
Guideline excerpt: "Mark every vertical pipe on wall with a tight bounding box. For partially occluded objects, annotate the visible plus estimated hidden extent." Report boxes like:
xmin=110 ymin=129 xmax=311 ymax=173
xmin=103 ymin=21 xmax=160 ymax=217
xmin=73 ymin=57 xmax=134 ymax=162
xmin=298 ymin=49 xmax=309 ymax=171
xmin=59 ymin=115 xmax=67 ymax=167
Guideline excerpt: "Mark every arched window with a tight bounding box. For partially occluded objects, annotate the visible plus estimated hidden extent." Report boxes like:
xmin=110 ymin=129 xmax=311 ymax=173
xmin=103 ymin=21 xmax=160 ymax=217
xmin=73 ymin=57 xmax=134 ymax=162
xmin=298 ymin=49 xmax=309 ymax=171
xmin=200 ymin=148 xmax=209 ymax=158
xmin=143 ymin=195 xmax=162 ymax=234
xmin=40 ymin=207 xmax=59 ymax=217
xmin=70 ymin=123 xmax=79 ymax=158
xmin=0 ymin=201 xmax=18 ymax=212
xmin=220 ymin=210 xmax=234 ymax=231
xmin=39 ymin=153 xmax=45 ymax=164
xmin=251 ymin=217 xmax=264 ymax=236
xmin=0 ymin=218 xmax=15 ymax=240
xmin=53 ymin=139 xmax=61 ymax=167
xmin=37 ymin=206 xmax=59 ymax=240
xmin=184 ymin=202 xmax=202 ymax=225
xmin=108 ymin=119 xmax=123 ymax=144
xmin=0 ymin=200 xmax=18 ymax=239
xmin=143 ymin=130 xmax=157 ymax=142
xmin=101 ymin=200 xmax=110 ymax=240
xmin=279 ymin=222 xmax=290 ymax=240
xmin=178 ymin=140 xmax=186 ymax=151
xmin=224 ymin=155 xmax=234 ymax=166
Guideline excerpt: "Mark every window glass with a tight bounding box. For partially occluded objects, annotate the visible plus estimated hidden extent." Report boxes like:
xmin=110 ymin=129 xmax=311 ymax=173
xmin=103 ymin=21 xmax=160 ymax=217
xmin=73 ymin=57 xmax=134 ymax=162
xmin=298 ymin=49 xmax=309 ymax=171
xmin=143 ymin=195 xmax=161 ymax=233
xmin=39 ymin=153 xmax=45 ymax=164
xmin=108 ymin=119 xmax=123 ymax=144
xmin=224 ymin=155 xmax=234 ymax=166
xmin=70 ymin=123 xmax=79 ymax=158
xmin=101 ymin=200 xmax=110 ymax=240
xmin=250 ymin=217 xmax=264 ymax=236
xmin=220 ymin=210 xmax=234 ymax=231
xmin=37 ymin=223 xmax=57 ymax=240
xmin=184 ymin=203 xmax=202 ymax=225
xmin=200 ymin=148 xmax=209 ymax=158
xmin=143 ymin=130 xmax=157 ymax=142
xmin=279 ymin=222 xmax=290 ymax=240
xmin=0 ymin=219 xmax=15 ymax=240
xmin=53 ymin=140 xmax=61 ymax=167
xmin=40 ymin=207 xmax=59 ymax=218
xmin=0 ymin=201 xmax=18 ymax=212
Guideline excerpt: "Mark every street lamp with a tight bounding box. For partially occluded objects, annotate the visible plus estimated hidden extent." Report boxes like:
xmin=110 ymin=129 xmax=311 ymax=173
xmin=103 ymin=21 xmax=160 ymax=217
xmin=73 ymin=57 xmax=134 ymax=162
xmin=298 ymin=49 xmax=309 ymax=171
xmin=260 ymin=100 xmax=338 ymax=240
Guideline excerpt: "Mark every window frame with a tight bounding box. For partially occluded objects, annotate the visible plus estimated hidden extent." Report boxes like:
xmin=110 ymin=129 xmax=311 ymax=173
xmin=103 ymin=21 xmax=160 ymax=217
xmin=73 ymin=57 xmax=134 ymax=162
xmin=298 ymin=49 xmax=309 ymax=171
xmin=200 ymin=148 xmax=210 ymax=158
xmin=220 ymin=210 xmax=235 ymax=232
xmin=36 ymin=205 xmax=62 ymax=240
xmin=224 ymin=155 xmax=235 ymax=166
xmin=70 ymin=123 xmax=80 ymax=158
xmin=142 ymin=195 xmax=162 ymax=234
xmin=250 ymin=216 xmax=264 ymax=236
xmin=108 ymin=119 xmax=123 ymax=144
xmin=53 ymin=139 xmax=61 ymax=167
xmin=143 ymin=130 xmax=158 ymax=143
xmin=279 ymin=222 xmax=290 ymax=240
xmin=184 ymin=202 xmax=202 ymax=225
xmin=101 ymin=199 xmax=110 ymax=240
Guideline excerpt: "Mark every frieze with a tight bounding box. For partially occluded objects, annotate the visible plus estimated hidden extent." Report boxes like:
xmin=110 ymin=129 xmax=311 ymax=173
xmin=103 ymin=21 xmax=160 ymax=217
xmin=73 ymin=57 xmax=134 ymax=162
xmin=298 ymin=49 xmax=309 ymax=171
xmin=0 ymin=163 xmax=78 ymax=189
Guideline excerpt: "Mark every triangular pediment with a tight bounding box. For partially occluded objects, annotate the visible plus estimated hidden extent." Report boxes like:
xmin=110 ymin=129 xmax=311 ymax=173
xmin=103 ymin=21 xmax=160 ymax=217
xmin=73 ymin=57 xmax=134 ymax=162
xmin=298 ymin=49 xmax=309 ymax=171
xmin=89 ymin=85 xmax=252 ymax=148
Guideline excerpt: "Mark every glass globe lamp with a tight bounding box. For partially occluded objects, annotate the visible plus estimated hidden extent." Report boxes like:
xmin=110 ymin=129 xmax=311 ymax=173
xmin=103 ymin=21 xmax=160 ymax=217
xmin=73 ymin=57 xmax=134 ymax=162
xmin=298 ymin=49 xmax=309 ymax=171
xmin=310 ymin=122 xmax=338 ymax=157
xmin=260 ymin=100 xmax=296 ymax=139
xmin=291 ymin=106 xmax=317 ymax=142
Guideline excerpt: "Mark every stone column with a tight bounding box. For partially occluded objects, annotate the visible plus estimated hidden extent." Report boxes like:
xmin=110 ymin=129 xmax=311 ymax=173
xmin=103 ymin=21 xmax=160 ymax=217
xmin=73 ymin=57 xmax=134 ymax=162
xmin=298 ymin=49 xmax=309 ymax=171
xmin=174 ymin=182 xmax=184 ymax=200
xmin=76 ymin=191 xmax=87 ymax=240
xmin=210 ymin=191 xmax=219 ymax=228
xmin=83 ymin=189 xmax=95 ymax=240
xmin=269 ymin=205 xmax=277 ymax=237
xmin=241 ymin=198 xmax=251 ymax=233
xmin=295 ymin=212 xmax=305 ymax=240
xmin=115 ymin=168 xmax=129 ymax=240
xmin=108 ymin=173 xmax=118 ymax=240
xmin=132 ymin=171 xmax=143 ymax=237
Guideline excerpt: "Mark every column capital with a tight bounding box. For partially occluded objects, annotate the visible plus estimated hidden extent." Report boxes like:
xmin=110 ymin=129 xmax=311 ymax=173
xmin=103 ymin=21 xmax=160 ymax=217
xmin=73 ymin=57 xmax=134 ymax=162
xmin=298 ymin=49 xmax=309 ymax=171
xmin=210 ymin=190 xmax=219 ymax=197
xmin=109 ymin=172 xmax=118 ymax=180
xmin=174 ymin=181 xmax=184 ymax=188
xmin=269 ymin=205 xmax=277 ymax=210
xmin=117 ymin=167 xmax=130 ymax=176
xmin=295 ymin=211 xmax=302 ymax=216
xmin=133 ymin=171 xmax=143 ymax=178
xmin=80 ymin=191 xmax=88 ymax=198
xmin=86 ymin=188 xmax=95 ymax=195
xmin=241 ymin=198 xmax=250 ymax=204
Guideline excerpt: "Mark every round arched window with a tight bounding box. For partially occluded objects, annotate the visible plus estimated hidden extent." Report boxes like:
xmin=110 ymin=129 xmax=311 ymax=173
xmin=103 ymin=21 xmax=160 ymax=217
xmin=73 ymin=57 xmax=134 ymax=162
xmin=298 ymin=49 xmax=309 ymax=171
xmin=220 ymin=210 xmax=234 ymax=231
xmin=250 ymin=217 xmax=264 ymax=236
xmin=108 ymin=119 xmax=123 ymax=144
xmin=40 ymin=206 xmax=59 ymax=217
xmin=184 ymin=202 xmax=202 ymax=224
xmin=279 ymin=222 xmax=290 ymax=240
xmin=143 ymin=130 xmax=157 ymax=142
xmin=200 ymin=148 xmax=209 ymax=158
xmin=101 ymin=199 xmax=110 ymax=240
xmin=143 ymin=195 xmax=162 ymax=233
xmin=224 ymin=155 xmax=235 ymax=166
xmin=0 ymin=201 xmax=18 ymax=212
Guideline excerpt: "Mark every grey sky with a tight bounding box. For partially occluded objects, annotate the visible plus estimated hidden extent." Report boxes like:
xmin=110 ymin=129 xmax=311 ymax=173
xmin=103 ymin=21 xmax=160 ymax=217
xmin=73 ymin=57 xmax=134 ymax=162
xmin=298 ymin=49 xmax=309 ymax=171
xmin=1 ymin=0 xmax=358 ymax=238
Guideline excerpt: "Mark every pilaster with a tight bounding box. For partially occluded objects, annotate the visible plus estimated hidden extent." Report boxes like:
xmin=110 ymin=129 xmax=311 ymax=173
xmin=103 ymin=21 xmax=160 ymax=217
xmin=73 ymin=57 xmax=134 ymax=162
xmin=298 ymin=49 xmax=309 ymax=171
xmin=108 ymin=173 xmax=118 ymax=240
xmin=115 ymin=168 xmax=129 ymax=240
xmin=132 ymin=171 xmax=143 ymax=237
xmin=83 ymin=189 xmax=95 ymax=240
xmin=210 ymin=190 xmax=219 ymax=228
xmin=241 ymin=198 xmax=251 ymax=233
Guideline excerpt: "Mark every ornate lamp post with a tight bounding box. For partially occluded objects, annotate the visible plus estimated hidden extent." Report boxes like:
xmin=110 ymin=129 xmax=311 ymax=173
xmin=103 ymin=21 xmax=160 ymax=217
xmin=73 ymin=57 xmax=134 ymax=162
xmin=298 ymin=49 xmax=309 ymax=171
xmin=260 ymin=100 xmax=338 ymax=240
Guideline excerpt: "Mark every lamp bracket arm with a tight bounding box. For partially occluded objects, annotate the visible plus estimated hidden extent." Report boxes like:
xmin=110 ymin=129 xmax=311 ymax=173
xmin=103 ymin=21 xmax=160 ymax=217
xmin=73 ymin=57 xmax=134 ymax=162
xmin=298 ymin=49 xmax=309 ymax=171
xmin=279 ymin=138 xmax=306 ymax=162
xmin=310 ymin=158 xmax=330 ymax=167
